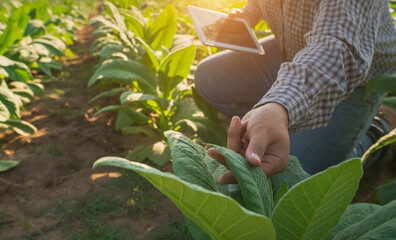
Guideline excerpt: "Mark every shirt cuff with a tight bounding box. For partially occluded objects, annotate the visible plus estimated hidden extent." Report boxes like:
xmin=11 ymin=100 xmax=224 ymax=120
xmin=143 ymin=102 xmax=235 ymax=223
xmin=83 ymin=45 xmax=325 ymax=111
xmin=242 ymin=1 xmax=263 ymax=27
xmin=253 ymin=63 xmax=329 ymax=132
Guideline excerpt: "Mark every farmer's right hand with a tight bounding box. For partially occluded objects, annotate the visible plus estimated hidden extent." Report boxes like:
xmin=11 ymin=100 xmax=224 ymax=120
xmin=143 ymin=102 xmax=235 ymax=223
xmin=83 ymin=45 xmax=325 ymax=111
xmin=208 ymin=103 xmax=290 ymax=184
xmin=228 ymin=8 xmax=252 ymax=27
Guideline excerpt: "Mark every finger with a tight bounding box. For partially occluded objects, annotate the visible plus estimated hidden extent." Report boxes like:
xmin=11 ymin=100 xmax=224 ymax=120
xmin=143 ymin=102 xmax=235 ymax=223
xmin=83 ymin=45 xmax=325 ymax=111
xmin=208 ymin=148 xmax=230 ymax=170
xmin=218 ymin=172 xmax=237 ymax=185
xmin=227 ymin=116 xmax=243 ymax=154
xmin=245 ymin=131 xmax=268 ymax=167
xmin=241 ymin=119 xmax=248 ymax=135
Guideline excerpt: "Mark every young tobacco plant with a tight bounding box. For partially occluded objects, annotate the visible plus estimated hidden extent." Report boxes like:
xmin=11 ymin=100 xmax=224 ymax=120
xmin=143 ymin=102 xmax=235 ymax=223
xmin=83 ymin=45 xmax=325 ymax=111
xmin=88 ymin=2 xmax=226 ymax=166
xmin=0 ymin=0 xmax=80 ymax=136
xmin=93 ymin=131 xmax=396 ymax=239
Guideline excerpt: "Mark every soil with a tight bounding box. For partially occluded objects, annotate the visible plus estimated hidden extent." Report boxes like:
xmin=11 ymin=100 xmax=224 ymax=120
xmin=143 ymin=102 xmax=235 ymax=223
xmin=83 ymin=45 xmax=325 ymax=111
xmin=1 ymin=14 xmax=396 ymax=240
xmin=0 ymin=21 xmax=185 ymax=240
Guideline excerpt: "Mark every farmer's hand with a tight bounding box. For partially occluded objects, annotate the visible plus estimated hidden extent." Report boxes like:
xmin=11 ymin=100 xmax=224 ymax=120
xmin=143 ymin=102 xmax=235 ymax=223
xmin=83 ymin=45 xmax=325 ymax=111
xmin=208 ymin=103 xmax=290 ymax=184
xmin=228 ymin=8 xmax=252 ymax=27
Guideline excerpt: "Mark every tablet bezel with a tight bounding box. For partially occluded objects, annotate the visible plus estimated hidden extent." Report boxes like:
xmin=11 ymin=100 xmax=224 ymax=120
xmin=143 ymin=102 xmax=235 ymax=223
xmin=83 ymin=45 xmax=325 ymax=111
xmin=187 ymin=5 xmax=265 ymax=55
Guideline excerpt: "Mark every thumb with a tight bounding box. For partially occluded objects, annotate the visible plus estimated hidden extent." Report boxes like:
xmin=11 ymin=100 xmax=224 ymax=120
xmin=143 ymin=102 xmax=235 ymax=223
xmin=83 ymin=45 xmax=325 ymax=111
xmin=245 ymin=133 xmax=268 ymax=167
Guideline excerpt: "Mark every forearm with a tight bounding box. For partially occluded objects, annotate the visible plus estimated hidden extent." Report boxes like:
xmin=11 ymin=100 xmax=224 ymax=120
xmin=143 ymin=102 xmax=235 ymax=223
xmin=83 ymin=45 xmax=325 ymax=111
xmin=255 ymin=0 xmax=386 ymax=131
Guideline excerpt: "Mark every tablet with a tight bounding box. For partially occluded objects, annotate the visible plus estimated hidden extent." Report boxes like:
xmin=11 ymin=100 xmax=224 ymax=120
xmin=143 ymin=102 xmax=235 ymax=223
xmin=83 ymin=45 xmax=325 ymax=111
xmin=187 ymin=5 xmax=264 ymax=55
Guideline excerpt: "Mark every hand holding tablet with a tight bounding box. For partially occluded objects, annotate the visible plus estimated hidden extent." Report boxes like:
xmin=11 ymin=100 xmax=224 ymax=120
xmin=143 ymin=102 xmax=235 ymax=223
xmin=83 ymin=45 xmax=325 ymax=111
xmin=187 ymin=6 xmax=265 ymax=55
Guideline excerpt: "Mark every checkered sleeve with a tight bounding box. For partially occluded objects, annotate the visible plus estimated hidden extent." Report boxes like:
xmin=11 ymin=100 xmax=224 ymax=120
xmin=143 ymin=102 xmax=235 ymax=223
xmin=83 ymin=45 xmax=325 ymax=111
xmin=242 ymin=0 xmax=263 ymax=27
xmin=255 ymin=0 xmax=384 ymax=131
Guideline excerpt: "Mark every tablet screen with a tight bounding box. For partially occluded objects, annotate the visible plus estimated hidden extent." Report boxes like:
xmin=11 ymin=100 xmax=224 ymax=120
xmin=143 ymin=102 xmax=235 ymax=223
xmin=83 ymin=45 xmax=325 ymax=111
xmin=202 ymin=18 xmax=257 ymax=49
xmin=188 ymin=6 xmax=264 ymax=54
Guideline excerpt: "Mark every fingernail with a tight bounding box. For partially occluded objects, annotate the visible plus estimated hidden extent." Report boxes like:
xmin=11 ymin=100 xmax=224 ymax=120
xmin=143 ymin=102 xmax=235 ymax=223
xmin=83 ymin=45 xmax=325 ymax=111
xmin=251 ymin=153 xmax=261 ymax=164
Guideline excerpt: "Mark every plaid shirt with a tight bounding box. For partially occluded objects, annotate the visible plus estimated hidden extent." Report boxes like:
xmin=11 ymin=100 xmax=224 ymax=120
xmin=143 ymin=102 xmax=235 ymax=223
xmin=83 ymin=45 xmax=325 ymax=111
xmin=244 ymin=0 xmax=396 ymax=131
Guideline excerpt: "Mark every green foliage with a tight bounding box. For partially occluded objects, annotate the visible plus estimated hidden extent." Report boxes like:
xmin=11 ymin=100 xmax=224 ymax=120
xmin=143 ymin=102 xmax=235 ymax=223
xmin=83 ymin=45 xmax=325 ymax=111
xmin=323 ymin=203 xmax=381 ymax=240
xmin=146 ymin=5 xmax=177 ymax=50
xmin=0 ymin=0 xmax=87 ymax=136
xmin=382 ymin=97 xmax=396 ymax=115
xmin=271 ymin=158 xmax=362 ymax=240
xmin=376 ymin=179 xmax=396 ymax=205
xmin=364 ymin=74 xmax=396 ymax=99
xmin=93 ymin=131 xmax=396 ymax=240
xmin=93 ymin=156 xmax=276 ymax=240
xmin=89 ymin=2 xmax=227 ymax=165
xmin=0 ymin=160 xmax=20 ymax=172
xmin=209 ymin=144 xmax=272 ymax=217
xmin=2 ymin=119 xmax=37 ymax=136
xmin=333 ymin=200 xmax=396 ymax=239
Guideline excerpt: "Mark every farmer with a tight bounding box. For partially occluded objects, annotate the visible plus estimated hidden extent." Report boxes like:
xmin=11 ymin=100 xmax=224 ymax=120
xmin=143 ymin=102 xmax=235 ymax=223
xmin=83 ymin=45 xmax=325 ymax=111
xmin=195 ymin=0 xmax=396 ymax=183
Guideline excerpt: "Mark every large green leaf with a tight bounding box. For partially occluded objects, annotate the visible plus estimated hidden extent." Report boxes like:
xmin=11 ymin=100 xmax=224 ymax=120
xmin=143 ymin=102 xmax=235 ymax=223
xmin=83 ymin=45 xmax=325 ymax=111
xmin=93 ymin=105 xmax=121 ymax=117
xmin=115 ymin=106 xmax=149 ymax=130
xmin=93 ymin=157 xmax=276 ymax=240
xmin=147 ymin=5 xmax=177 ymax=50
xmin=158 ymin=45 xmax=196 ymax=98
xmin=93 ymin=43 xmax=127 ymax=61
xmin=146 ymin=141 xmax=171 ymax=166
xmin=271 ymin=155 xmax=310 ymax=199
xmin=0 ymin=100 xmax=10 ymax=121
xmin=88 ymin=59 xmax=158 ymax=94
xmin=323 ymin=203 xmax=381 ymax=240
xmin=364 ymin=74 xmax=396 ymax=99
xmin=90 ymin=37 xmax=122 ymax=54
xmin=120 ymin=91 xmax=159 ymax=105
xmin=121 ymin=126 xmax=161 ymax=139
xmin=0 ymin=6 xmax=29 ymax=55
xmin=271 ymin=159 xmax=363 ymax=240
xmin=26 ymin=80 xmax=44 ymax=95
xmin=382 ymin=97 xmax=396 ymax=116
xmin=193 ymin=118 xmax=227 ymax=146
xmin=9 ymin=81 xmax=35 ymax=104
xmin=166 ymin=130 xmax=218 ymax=191
xmin=31 ymin=35 xmax=66 ymax=57
xmin=211 ymin=144 xmax=272 ymax=217
xmin=0 ymin=160 xmax=20 ymax=172
xmin=334 ymin=199 xmax=396 ymax=239
xmin=121 ymin=7 xmax=146 ymax=40
xmin=166 ymin=130 xmax=228 ymax=196
xmin=24 ymin=19 xmax=46 ymax=37
xmin=0 ymin=82 xmax=20 ymax=118
xmin=30 ymin=0 xmax=49 ymax=21
xmin=0 ymin=56 xmax=32 ymax=82
xmin=89 ymin=87 xmax=128 ymax=103
xmin=3 ymin=119 xmax=37 ymax=136
xmin=104 ymin=1 xmax=126 ymax=31
xmin=37 ymin=58 xmax=63 ymax=76
xmin=377 ymin=179 xmax=396 ymax=205
xmin=125 ymin=145 xmax=151 ymax=163
xmin=136 ymin=37 xmax=160 ymax=71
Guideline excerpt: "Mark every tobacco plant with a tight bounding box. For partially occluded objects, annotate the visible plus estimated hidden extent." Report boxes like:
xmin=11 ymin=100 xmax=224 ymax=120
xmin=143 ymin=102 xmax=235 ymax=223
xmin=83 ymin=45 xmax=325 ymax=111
xmin=93 ymin=130 xmax=396 ymax=239
xmin=89 ymin=2 xmax=226 ymax=166
xmin=0 ymin=0 xmax=84 ymax=136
